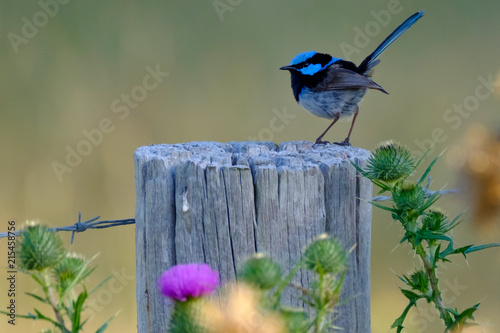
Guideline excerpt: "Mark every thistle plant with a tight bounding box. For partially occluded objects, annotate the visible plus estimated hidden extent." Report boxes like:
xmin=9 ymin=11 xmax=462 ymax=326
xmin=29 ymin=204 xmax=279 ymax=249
xmin=158 ymin=235 xmax=349 ymax=333
xmin=0 ymin=224 xmax=115 ymax=333
xmin=238 ymin=235 xmax=348 ymax=332
xmin=241 ymin=235 xmax=349 ymax=332
xmin=157 ymin=263 xmax=219 ymax=333
xmin=352 ymin=141 xmax=500 ymax=332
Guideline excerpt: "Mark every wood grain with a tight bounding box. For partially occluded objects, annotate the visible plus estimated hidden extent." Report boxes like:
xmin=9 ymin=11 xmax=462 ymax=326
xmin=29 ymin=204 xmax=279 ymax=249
xmin=134 ymin=141 xmax=372 ymax=332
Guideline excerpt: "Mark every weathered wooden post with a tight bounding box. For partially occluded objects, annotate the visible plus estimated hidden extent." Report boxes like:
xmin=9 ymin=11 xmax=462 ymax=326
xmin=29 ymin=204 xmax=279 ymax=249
xmin=134 ymin=141 xmax=373 ymax=332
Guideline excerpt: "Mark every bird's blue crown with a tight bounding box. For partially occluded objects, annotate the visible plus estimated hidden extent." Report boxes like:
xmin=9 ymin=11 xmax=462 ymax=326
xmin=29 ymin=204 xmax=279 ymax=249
xmin=289 ymin=51 xmax=342 ymax=76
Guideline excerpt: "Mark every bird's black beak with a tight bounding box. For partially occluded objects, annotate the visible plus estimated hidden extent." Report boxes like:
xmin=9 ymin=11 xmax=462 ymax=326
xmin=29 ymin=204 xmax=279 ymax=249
xmin=279 ymin=65 xmax=295 ymax=71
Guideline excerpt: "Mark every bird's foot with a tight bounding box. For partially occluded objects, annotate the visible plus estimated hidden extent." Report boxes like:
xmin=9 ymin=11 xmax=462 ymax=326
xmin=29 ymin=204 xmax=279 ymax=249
xmin=313 ymin=140 xmax=330 ymax=147
xmin=334 ymin=139 xmax=351 ymax=147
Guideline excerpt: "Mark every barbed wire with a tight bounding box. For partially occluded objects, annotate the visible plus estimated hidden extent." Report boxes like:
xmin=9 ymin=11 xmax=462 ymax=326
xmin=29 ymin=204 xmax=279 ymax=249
xmin=0 ymin=178 xmax=457 ymax=242
xmin=0 ymin=212 xmax=135 ymax=244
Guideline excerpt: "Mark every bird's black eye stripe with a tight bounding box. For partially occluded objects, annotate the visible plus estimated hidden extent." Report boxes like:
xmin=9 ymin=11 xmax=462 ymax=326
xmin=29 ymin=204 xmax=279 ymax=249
xmin=308 ymin=53 xmax=333 ymax=67
xmin=295 ymin=53 xmax=332 ymax=69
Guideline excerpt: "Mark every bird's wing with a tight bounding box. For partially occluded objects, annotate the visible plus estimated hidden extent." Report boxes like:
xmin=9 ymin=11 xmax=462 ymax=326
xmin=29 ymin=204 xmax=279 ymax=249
xmin=317 ymin=67 xmax=388 ymax=94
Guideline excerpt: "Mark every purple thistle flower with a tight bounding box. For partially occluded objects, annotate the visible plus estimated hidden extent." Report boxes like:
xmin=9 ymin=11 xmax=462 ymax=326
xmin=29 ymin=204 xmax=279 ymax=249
xmin=158 ymin=263 xmax=219 ymax=302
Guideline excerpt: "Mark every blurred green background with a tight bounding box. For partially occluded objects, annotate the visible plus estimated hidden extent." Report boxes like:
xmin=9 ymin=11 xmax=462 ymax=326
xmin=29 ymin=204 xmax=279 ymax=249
xmin=1 ymin=1 xmax=500 ymax=332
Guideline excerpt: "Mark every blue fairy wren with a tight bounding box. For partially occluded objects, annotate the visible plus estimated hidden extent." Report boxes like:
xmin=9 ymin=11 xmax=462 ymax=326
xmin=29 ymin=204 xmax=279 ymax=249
xmin=280 ymin=11 xmax=424 ymax=146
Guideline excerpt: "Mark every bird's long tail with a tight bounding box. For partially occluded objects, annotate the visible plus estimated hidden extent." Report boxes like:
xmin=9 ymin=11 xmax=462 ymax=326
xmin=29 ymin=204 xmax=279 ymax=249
xmin=358 ymin=10 xmax=424 ymax=74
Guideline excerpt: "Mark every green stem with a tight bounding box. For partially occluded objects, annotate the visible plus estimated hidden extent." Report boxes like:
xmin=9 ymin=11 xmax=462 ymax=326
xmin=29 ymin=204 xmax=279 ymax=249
xmin=416 ymin=244 xmax=451 ymax=326
xmin=314 ymin=273 xmax=327 ymax=333
xmin=314 ymin=273 xmax=331 ymax=333
xmin=41 ymin=271 xmax=70 ymax=333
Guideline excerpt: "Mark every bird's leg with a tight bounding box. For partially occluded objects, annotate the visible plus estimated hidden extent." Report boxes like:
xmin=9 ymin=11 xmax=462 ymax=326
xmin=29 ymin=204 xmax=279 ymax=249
xmin=335 ymin=107 xmax=359 ymax=147
xmin=314 ymin=114 xmax=340 ymax=146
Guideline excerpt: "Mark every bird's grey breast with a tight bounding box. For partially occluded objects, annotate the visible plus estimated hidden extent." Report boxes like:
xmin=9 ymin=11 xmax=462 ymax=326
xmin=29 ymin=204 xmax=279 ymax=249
xmin=298 ymin=88 xmax=367 ymax=119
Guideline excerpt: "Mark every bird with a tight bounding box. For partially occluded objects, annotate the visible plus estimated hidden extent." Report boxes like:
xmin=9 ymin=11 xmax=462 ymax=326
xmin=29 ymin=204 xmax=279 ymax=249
xmin=280 ymin=10 xmax=424 ymax=146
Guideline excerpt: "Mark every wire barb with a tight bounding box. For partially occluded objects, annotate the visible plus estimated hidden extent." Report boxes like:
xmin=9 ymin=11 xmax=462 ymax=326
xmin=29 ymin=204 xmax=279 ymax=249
xmin=0 ymin=213 xmax=135 ymax=243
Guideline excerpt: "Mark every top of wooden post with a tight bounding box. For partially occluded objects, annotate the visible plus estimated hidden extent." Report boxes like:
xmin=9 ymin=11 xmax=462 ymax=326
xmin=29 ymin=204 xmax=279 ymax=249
xmin=134 ymin=140 xmax=371 ymax=166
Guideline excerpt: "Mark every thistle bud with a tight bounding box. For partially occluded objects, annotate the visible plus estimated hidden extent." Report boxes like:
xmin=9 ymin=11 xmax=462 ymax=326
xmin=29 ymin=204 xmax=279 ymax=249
xmin=17 ymin=224 xmax=65 ymax=271
xmin=238 ymin=254 xmax=282 ymax=290
xmin=392 ymin=182 xmax=426 ymax=212
xmin=303 ymin=234 xmax=347 ymax=275
xmin=365 ymin=141 xmax=415 ymax=183
xmin=422 ymin=209 xmax=448 ymax=233
xmin=53 ymin=254 xmax=93 ymax=292
xmin=280 ymin=307 xmax=309 ymax=333
xmin=169 ymin=299 xmax=206 ymax=333
xmin=405 ymin=270 xmax=430 ymax=295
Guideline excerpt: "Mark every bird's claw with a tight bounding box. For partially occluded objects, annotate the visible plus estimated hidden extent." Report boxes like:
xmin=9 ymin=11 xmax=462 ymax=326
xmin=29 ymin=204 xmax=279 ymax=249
xmin=313 ymin=140 xmax=330 ymax=147
xmin=334 ymin=139 xmax=351 ymax=147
